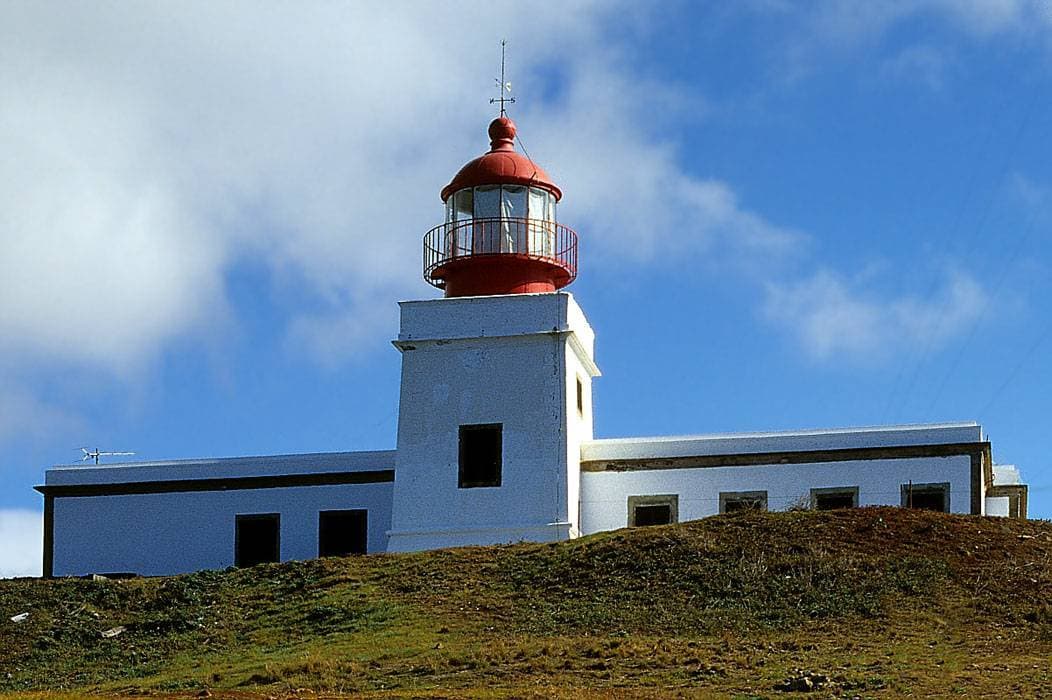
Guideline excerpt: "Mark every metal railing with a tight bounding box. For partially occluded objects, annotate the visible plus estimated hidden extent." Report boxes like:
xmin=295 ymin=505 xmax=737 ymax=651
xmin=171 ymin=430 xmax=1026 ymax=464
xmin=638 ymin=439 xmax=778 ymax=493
xmin=423 ymin=217 xmax=577 ymax=288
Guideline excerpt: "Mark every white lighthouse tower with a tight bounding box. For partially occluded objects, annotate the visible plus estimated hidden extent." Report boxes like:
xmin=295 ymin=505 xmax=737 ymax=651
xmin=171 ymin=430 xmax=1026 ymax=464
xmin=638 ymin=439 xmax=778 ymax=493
xmin=385 ymin=116 xmax=600 ymax=551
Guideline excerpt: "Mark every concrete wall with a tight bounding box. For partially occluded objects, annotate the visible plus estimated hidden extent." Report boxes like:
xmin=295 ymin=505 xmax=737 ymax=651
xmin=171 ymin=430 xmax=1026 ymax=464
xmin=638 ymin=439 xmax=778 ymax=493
xmin=582 ymin=423 xmax=984 ymax=462
xmin=45 ymin=450 xmax=396 ymax=485
xmin=580 ymin=455 xmax=974 ymax=534
xmin=985 ymin=496 xmax=1011 ymax=517
xmin=388 ymin=292 xmax=596 ymax=551
xmin=51 ymin=482 xmax=393 ymax=577
xmin=44 ymin=450 xmax=396 ymax=577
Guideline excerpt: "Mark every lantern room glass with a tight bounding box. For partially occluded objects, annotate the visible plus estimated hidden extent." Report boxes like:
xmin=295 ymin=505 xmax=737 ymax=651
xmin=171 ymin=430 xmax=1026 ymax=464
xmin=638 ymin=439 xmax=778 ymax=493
xmin=444 ymin=185 xmax=558 ymax=258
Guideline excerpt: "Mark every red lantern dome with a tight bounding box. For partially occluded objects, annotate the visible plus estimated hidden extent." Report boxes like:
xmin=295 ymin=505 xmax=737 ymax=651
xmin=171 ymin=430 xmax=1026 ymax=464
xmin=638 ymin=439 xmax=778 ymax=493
xmin=423 ymin=117 xmax=577 ymax=297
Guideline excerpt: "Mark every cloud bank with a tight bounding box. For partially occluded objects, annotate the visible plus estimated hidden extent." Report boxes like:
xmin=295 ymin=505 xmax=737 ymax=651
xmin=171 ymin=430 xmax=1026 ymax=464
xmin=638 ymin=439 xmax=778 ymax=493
xmin=763 ymin=269 xmax=988 ymax=361
xmin=0 ymin=0 xmax=1010 ymax=447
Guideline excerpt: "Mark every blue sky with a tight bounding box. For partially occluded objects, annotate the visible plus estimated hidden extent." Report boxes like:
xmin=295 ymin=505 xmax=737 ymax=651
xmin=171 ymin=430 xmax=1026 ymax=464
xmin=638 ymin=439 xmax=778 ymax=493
xmin=2 ymin=1 xmax=1051 ymax=576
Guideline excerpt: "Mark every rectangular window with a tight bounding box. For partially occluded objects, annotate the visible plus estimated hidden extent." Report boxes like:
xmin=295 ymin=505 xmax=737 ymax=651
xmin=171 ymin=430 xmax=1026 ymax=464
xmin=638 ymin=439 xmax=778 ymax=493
xmin=901 ymin=482 xmax=950 ymax=512
xmin=529 ymin=187 xmax=549 ymax=221
xmin=459 ymin=423 xmax=502 ymax=488
xmin=628 ymin=495 xmax=679 ymax=527
xmin=452 ymin=189 xmax=473 ymax=256
xmin=576 ymin=376 xmax=584 ymax=416
xmin=501 ymin=185 xmax=527 ymax=219
xmin=528 ymin=188 xmax=554 ymax=256
xmin=235 ymin=513 xmax=280 ymax=568
xmin=473 ymin=186 xmax=502 ymax=253
xmin=811 ymin=487 xmax=859 ymax=510
xmin=453 ymin=188 xmax=473 ymax=221
xmin=319 ymin=509 xmax=368 ymax=557
xmin=473 ymin=185 xmax=501 ymax=218
xmin=719 ymin=491 xmax=768 ymax=514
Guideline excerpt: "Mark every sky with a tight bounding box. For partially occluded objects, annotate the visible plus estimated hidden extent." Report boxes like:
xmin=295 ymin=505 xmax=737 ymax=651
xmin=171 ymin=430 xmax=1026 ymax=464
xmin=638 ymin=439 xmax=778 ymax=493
xmin=2 ymin=1 xmax=1051 ymax=577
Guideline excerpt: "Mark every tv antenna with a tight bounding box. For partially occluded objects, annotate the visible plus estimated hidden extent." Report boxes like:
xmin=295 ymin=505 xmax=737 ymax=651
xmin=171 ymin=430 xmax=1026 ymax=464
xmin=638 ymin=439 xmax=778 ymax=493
xmin=490 ymin=39 xmax=515 ymax=117
xmin=77 ymin=447 xmax=136 ymax=465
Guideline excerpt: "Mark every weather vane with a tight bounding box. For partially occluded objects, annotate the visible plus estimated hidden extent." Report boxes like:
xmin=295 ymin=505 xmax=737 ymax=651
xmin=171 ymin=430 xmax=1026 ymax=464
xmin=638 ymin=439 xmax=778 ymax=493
xmin=77 ymin=447 xmax=136 ymax=465
xmin=490 ymin=39 xmax=515 ymax=117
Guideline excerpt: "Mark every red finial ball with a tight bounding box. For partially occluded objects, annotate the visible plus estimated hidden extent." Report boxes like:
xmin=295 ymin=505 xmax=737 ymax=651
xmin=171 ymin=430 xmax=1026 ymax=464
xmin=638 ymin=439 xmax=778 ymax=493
xmin=488 ymin=117 xmax=516 ymax=151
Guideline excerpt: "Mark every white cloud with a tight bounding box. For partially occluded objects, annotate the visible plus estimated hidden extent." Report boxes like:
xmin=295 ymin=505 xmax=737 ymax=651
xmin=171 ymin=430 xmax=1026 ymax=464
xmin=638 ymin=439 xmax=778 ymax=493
xmin=0 ymin=387 xmax=84 ymax=446
xmin=763 ymin=268 xmax=988 ymax=361
xmin=518 ymin=58 xmax=804 ymax=272
xmin=0 ymin=0 xmax=1018 ymax=440
xmin=0 ymin=1 xmax=805 ymax=377
xmin=882 ymin=44 xmax=956 ymax=90
xmin=0 ymin=509 xmax=42 ymax=579
xmin=753 ymin=0 xmax=1051 ymax=84
xmin=805 ymin=0 xmax=1052 ymax=41
xmin=927 ymin=0 xmax=1044 ymax=36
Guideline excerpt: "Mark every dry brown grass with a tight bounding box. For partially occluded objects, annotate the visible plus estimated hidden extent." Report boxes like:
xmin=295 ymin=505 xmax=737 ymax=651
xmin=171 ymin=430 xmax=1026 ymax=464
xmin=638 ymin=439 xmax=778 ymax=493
xmin=2 ymin=507 xmax=1050 ymax=698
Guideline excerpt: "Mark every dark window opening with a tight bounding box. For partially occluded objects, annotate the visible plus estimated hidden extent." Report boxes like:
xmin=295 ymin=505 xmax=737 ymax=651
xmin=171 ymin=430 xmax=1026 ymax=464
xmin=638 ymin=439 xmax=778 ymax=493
xmin=319 ymin=509 xmax=368 ymax=557
xmin=634 ymin=504 xmax=671 ymax=526
xmin=815 ymin=493 xmax=854 ymax=510
xmin=576 ymin=377 xmax=584 ymax=416
xmin=235 ymin=513 xmax=280 ymax=568
xmin=902 ymin=483 xmax=949 ymax=512
xmin=459 ymin=423 xmax=502 ymax=488
xmin=811 ymin=487 xmax=859 ymax=511
xmin=628 ymin=495 xmax=678 ymax=527
xmin=720 ymin=491 xmax=768 ymax=514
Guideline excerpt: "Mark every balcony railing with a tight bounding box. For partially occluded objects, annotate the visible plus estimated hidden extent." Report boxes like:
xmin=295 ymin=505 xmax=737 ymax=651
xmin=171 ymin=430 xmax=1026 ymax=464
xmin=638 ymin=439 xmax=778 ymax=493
xmin=423 ymin=217 xmax=577 ymax=289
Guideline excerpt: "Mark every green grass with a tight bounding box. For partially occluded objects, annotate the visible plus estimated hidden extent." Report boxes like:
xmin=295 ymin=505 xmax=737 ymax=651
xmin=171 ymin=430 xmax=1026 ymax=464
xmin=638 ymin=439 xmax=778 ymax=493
xmin=2 ymin=507 xmax=1051 ymax=698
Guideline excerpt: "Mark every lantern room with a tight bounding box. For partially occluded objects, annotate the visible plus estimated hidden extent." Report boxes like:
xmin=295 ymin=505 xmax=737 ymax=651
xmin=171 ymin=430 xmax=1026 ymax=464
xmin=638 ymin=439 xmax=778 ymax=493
xmin=423 ymin=117 xmax=577 ymax=297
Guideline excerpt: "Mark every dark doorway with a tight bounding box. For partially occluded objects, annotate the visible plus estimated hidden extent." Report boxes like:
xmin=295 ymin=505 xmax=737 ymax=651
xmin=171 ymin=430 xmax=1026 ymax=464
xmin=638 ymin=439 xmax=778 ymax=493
xmin=235 ymin=513 xmax=280 ymax=567
xmin=319 ymin=509 xmax=368 ymax=557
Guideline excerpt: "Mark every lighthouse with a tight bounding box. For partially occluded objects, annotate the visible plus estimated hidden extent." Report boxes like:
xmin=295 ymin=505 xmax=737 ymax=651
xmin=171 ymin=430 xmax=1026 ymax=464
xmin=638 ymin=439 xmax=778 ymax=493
xmin=386 ymin=116 xmax=599 ymax=551
xmin=423 ymin=116 xmax=576 ymax=297
xmin=35 ymin=100 xmax=1028 ymax=579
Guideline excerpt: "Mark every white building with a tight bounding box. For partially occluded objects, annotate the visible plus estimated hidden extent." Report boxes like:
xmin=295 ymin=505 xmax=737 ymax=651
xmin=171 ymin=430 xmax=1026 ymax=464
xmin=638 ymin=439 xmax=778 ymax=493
xmin=37 ymin=116 xmax=1028 ymax=578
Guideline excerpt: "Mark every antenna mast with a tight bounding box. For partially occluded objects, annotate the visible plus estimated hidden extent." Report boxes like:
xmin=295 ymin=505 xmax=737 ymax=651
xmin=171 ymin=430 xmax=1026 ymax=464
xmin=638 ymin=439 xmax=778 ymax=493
xmin=78 ymin=447 xmax=136 ymax=465
xmin=490 ymin=39 xmax=515 ymax=117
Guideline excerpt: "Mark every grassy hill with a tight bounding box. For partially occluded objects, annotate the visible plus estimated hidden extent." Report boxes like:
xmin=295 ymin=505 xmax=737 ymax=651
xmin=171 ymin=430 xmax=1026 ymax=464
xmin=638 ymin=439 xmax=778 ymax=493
xmin=2 ymin=507 xmax=1050 ymax=698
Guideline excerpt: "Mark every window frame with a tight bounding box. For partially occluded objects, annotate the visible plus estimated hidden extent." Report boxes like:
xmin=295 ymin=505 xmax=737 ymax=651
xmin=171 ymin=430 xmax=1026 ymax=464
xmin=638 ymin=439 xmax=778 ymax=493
xmin=449 ymin=186 xmax=557 ymax=223
xmin=234 ymin=513 xmax=281 ymax=568
xmin=627 ymin=494 xmax=679 ymax=527
xmin=719 ymin=491 xmax=768 ymax=514
xmin=901 ymin=482 xmax=950 ymax=513
xmin=318 ymin=509 xmax=369 ymax=557
xmin=458 ymin=423 xmax=503 ymax=489
xmin=810 ymin=486 xmax=859 ymax=511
